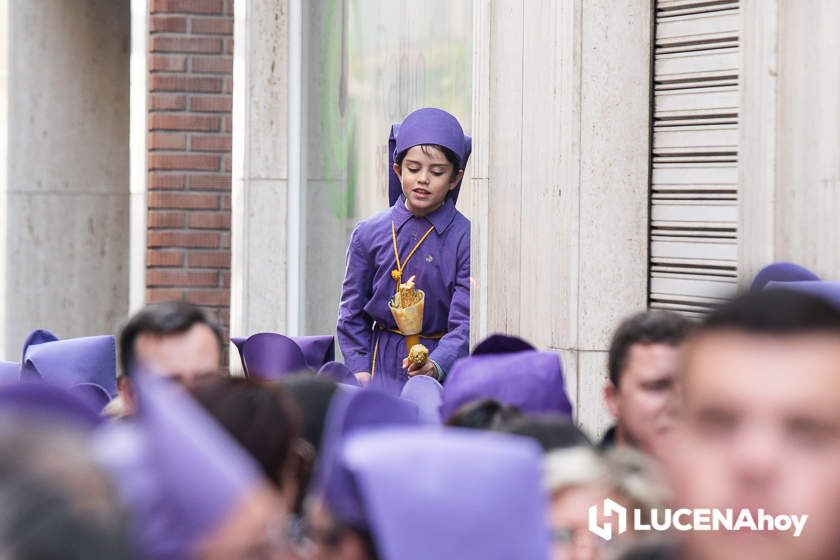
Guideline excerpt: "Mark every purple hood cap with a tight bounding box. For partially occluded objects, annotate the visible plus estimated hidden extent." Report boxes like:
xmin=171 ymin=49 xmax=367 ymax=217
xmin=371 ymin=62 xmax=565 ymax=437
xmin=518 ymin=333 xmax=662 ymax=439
xmin=20 ymin=328 xmax=59 ymax=364
xmin=0 ymin=381 xmax=103 ymax=429
xmin=291 ymin=335 xmax=336 ymax=370
xmin=318 ymin=361 xmax=358 ymax=386
xmin=317 ymin=388 xmax=420 ymax=528
xmin=0 ymin=361 xmax=19 ymax=385
xmin=232 ymin=332 xmax=336 ymax=376
xmin=129 ymin=370 xmax=264 ymax=554
xmin=337 ymin=427 xmax=550 ymax=560
xmin=400 ymin=375 xmax=444 ymax=424
xmin=751 ymin=262 xmax=820 ymax=292
xmin=71 ymin=382 xmax=113 ymax=413
xmin=440 ymin=346 xmax=573 ymax=421
xmin=472 ymin=333 xmax=536 ymax=355
xmin=240 ymin=333 xmax=308 ymax=379
xmin=20 ymin=331 xmax=117 ymax=396
xmin=388 ymin=108 xmax=471 ymax=206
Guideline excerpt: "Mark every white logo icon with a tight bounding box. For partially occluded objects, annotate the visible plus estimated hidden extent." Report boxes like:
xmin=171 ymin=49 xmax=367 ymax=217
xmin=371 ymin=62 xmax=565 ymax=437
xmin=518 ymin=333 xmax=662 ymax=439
xmin=588 ymin=498 xmax=628 ymax=541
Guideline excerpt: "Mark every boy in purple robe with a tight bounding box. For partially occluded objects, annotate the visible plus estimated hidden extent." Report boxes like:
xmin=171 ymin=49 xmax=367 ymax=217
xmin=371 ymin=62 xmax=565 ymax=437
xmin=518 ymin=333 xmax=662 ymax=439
xmin=337 ymin=108 xmax=471 ymax=394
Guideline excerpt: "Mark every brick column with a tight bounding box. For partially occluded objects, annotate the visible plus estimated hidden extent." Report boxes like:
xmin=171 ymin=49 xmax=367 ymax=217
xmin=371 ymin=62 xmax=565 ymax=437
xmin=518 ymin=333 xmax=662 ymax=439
xmin=146 ymin=0 xmax=233 ymax=338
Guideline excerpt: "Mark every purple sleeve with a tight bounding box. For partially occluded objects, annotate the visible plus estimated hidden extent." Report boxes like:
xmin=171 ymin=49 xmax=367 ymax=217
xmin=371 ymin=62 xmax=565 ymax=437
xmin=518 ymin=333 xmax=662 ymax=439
xmin=429 ymin=233 xmax=470 ymax=377
xmin=336 ymin=225 xmax=375 ymax=373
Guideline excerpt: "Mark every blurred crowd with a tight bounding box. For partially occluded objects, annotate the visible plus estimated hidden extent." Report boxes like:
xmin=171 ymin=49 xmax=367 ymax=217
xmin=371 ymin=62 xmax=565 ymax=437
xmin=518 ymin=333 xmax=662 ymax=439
xmin=2 ymin=261 xmax=840 ymax=560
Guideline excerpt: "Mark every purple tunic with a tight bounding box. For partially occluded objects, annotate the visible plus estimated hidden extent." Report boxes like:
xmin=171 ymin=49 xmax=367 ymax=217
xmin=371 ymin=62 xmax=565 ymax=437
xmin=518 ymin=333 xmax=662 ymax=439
xmin=337 ymin=195 xmax=470 ymax=394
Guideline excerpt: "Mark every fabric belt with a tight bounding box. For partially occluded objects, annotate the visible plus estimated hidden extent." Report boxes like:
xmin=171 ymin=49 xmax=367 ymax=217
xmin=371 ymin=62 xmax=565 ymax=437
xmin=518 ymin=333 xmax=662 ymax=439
xmin=374 ymin=322 xmax=446 ymax=340
xmin=370 ymin=323 xmax=447 ymax=379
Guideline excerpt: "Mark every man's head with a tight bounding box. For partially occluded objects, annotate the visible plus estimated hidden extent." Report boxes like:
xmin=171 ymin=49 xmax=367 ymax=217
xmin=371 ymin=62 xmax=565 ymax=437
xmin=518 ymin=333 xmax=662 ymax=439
xmin=119 ymin=301 xmax=224 ymax=381
xmin=117 ymin=302 xmax=224 ymax=414
xmin=604 ymin=310 xmax=693 ymax=456
xmin=190 ymin=377 xmax=305 ymax=513
xmin=0 ymin=423 xmax=135 ymax=559
xmin=665 ymin=290 xmax=840 ymax=560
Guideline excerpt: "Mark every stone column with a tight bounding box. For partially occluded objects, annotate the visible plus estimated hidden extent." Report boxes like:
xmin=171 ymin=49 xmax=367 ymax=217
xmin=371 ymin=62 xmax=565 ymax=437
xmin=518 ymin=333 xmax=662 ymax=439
xmin=230 ymin=0 xmax=292 ymax=368
xmin=1 ymin=0 xmax=130 ymax=358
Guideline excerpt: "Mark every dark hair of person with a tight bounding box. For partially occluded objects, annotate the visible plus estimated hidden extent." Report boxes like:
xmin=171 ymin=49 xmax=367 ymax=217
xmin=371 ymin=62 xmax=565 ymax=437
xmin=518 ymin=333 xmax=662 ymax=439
xmin=0 ymin=425 xmax=137 ymax=560
xmin=280 ymin=375 xmax=340 ymax=516
xmin=395 ymin=144 xmax=461 ymax=179
xmin=354 ymin=527 xmax=380 ymax=560
xmin=608 ymin=310 xmax=693 ymax=387
xmin=699 ymin=288 xmax=840 ymax=337
xmin=495 ymin=414 xmax=593 ymax=452
xmin=118 ymin=301 xmax=224 ymax=376
xmin=280 ymin=375 xmax=339 ymax=453
xmin=0 ymin=479 xmax=136 ymax=560
xmin=190 ymin=376 xmax=302 ymax=491
xmin=444 ymin=398 xmax=522 ymax=430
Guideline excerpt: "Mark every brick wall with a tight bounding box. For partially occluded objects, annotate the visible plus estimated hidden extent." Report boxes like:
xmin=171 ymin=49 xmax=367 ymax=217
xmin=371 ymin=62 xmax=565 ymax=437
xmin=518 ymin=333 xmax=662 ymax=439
xmin=146 ymin=0 xmax=233 ymax=340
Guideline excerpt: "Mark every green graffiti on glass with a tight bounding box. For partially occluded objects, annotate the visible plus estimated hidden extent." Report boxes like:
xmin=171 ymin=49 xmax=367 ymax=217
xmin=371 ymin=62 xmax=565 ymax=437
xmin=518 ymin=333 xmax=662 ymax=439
xmin=316 ymin=0 xmax=355 ymax=222
xmin=311 ymin=0 xmax=472 ymax=221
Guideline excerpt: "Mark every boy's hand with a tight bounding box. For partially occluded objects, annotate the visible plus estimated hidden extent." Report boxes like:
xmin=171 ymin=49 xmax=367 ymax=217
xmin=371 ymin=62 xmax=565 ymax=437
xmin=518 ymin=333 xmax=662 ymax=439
xmin=402 ymin=358 xmax=437 ymax=379
xmin=354 ymin=372 xmax=372 ymax=387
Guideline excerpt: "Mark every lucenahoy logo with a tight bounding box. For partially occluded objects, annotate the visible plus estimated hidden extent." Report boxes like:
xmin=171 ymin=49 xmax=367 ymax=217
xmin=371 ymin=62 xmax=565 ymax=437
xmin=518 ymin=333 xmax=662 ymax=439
xmin=588 ymin=499 xmax=808 ymax=541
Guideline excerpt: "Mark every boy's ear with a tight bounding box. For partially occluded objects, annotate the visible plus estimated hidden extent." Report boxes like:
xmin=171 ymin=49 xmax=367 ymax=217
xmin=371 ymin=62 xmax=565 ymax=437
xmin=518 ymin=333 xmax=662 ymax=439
xmin=392 ymin=163 xmax=401 ymax=177
xmin=449 ymin=169 xmax=464 ymax=190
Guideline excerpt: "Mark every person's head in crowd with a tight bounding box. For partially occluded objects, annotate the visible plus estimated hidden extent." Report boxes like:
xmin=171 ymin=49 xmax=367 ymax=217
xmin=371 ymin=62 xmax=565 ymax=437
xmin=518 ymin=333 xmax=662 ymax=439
xmin=280 ymin=375 xmax=341 ymax=516
xmin=497 ymin=414 xmax=593 ymax=452
xmin=282 ymin=375 xmax=340 ymax=454
xmin=444 ymin=398 xmax=522 ymax=430
xmin=603 ymin=310 xmax=693 ymax=457
xmin=95 ymin=371 xmax=290 ymax=560
xmin=440 ymin=339 xmax=573 ymax=420
xmin=663 ymin=289 xmax=840 ymax=560
xmin=117 ymin=301 xmax=225 ymax=414
xmin=0 ymin=422 xmax=136 ymax=559
xmin=310 ymin=427 xmax=548 ymax=560
xmin=190 ymin=376 xmax=305 ymax=514
xmin=297 ymin=388 xmax=421 ymax=560
xmin=544 ymin=446 xmax=667 ymax=560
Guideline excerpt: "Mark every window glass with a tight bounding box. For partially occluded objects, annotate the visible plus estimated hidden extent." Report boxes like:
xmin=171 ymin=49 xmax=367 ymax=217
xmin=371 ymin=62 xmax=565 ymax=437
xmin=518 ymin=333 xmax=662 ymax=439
xmin=301 ymin=1 xmax=472 ymax=337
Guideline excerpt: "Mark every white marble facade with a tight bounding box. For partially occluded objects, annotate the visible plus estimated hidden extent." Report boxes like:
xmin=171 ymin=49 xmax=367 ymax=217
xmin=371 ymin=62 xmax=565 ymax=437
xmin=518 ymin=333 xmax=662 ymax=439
xmin=0 ymin=0 xmax=130 ymax=359
xmin=232 ymin=0 xmax=840 ymax=436
xmin=232 ymin=0 xmax=650 ymax=435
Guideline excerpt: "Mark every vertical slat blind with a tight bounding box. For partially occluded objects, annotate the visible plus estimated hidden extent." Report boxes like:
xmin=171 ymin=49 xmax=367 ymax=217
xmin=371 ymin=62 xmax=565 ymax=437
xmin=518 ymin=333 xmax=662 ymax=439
xmin=649 ymin=0 xmax=740 ymax=318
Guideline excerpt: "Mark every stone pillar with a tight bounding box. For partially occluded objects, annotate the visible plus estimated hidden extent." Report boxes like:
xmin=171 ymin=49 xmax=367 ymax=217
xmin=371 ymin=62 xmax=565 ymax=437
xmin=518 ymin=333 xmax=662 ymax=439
xmin=1 ymin=0 xmax=130 ymax=358
xmin=230 ymin=0 xmax=291 ymax=368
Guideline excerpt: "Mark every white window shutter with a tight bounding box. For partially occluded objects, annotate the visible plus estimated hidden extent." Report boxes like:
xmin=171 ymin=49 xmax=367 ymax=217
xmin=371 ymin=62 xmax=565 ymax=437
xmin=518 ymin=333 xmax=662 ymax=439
xmin=650 ymin=0 xmax=740 ymax=317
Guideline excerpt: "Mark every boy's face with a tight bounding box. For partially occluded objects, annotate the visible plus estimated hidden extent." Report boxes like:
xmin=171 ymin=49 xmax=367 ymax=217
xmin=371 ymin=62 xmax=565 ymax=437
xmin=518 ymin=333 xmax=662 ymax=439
xmin=394 ymin=145 xmax=463 ymax=217
xmin=664 ymin=331 xmax=840 ymax=560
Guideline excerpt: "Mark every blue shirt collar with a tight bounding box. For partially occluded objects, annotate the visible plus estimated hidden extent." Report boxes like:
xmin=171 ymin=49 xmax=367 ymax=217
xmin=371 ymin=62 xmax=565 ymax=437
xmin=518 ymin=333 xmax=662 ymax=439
xmin=390 ymin=195 xmax=457 ymax=234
